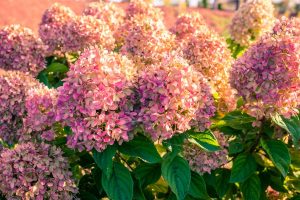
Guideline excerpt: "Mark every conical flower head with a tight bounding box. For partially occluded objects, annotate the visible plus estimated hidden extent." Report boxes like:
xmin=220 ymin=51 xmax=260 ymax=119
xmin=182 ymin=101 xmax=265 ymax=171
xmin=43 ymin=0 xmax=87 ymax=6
xmin=230 ymin=17 xmax=300 ymax=119
xmin=229 ymin=0 xmax=275 ymax=46
xmin=56 ymin=47 xmax=137 ymax=152
xmin=0 ymin=25 xmax=46 ymax=76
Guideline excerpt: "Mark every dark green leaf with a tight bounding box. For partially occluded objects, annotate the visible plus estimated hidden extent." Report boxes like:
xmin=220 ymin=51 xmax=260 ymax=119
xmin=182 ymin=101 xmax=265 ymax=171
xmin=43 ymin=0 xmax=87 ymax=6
xmin=133 ymin=177 xmax=146 ymax=200
xmin=230 ymin=154 xmax=257 ymax=183
xmin=228 ymin=141 xmax=244 ymax=155
xmin=93 ymin=144 xmax=117 ymax=178
xmin=134 ymin=163 xmax=161 ymax=188
xmin=241 ymin=174 xmax=261 ymax=200
xmin=188 ymin=171 xmax=209 ymax=199
xmin=102 ymin=162 xmax=133 ymax=200
xmin=215 ymin=111 xmax=255 ymax=130
xmin=162 ymin=155 xmax=191 ymax=200
xmin=215 ymin=169 xmax=231 ymax=198
xmin=271 ymin=113 xmax=300 ymax=148
xmin=163 ymin=133 xmax=187 ymax=154
xmin=290 ymin=195 xmax=300 ymax=200
xmin=92 ymin=167 xmax=103 ymax=195
xmin=187 ymin=130 xmax=220 ymax=152
xmin=37 ymin=70 xmax=51 ymax=87
xmin=119 ymin=135 xmax=161 ymax=163
xmin=261 ymin=139 xmax=291 ymax=177
xmin=46 ymin=62 xmax=68 ymax=73
xmin=79 ymin=191 xmax=99 ymax=200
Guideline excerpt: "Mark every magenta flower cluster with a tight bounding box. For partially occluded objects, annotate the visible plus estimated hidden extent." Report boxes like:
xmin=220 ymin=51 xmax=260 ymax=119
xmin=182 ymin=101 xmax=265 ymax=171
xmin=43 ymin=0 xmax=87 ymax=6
xmin=0 ymin=25 xmax=46 ymax=76
xmin=125 ymin=0 xmax=163 ymax=21
xmin=121 ymin=17 xmax=175 ymax=65
xmin=56 ymin=47 xmax=137 ymax=152
xmin=183 ymin=131 xmax=228 ymax=174
xmin=183 ymin=31 xmax=236 ymax=112
xmin=0 ymin=70 xmax=40 ymax=145
xmin=23 ymin=85 xmax=58 ymax=141
xmin=114 ymin=1 xmax=163 ymax=49
xmin=170 ymin=12 xmax=209 ymax=42
xmin=0 ymin=142 xmax=77 ymax=200
xmin=136 ymin=54 xmax=215 ymax=140
xmin=83 ymin=1 xmax=125 ymax=33
xmin=39 ymin=3 xmax=75 ymax=54
xmin=64 ymin=15 xmax=115 ymax=52
xmin=39 ymin=3 xmax=114 ymax=54
xmin=230 ymin=17 xmax=300 ymax=119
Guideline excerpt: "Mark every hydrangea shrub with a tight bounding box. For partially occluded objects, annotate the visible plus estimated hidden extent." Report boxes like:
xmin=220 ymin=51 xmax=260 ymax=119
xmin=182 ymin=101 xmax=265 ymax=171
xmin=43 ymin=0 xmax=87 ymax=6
xmin=0 ymin=2 xmax=299 ymax=200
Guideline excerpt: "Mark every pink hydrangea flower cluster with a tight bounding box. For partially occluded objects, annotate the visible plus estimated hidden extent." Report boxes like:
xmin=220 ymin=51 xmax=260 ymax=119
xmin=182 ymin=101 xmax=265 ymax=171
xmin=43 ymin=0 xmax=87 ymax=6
xmin=114 ymin=0 xmax=163 ymax=48
xmin=230 ymin=17 xmax=300 ymax=119
xmin=121 ymin=17 xmax=175 ymax=65
xmin=183 ymin=131 xmax=228 ymax=174
xmin=125 ymin=0 xmax=163 ymax=20
xmin=0 ymin=142 xmax=77 ymax=200
xmin=39 ymin=3 xmax=76 ymax=54
xmin=229 ymin=0 xmax=275 ymax=46
xmin=40 ymin=3 xmax=115 ymax=54
xmin=136 ymin=54 xmax=215 ymax=141
xmin=0 ymin=25 xmax=46 ymax=76
xmin=0 ymin=70 xmax=40 ymax=145
xmin=170 ymin=12 xmax=209 ymax=42
xmin=64 ymin=15 xmax=115 ymax=52
xmin=272 ymin=17 xmax=300 ymax=38
xmin=183 ymin=32 xmax=236 ymax=112
xmin=114 ymin=14 xmax=149 ymax=49
xmin=56 ymin=47 xmax=137 ymax=152
xmin=23 ymin=85 xmax=58 ymax=141
xmin=83 ymin=2 xmax=125 ymax=33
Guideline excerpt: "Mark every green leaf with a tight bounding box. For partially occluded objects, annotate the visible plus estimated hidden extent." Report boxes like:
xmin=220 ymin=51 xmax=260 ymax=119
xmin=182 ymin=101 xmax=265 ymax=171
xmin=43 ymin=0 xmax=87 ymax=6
xmin=261 ymin=139 xmax=291 ymax=177
xmin=119 ymin=135 xmax=161 ymax=163
xmin=230 ymin=154 xmax=257 ymax=183
xmin=187 ymin=130 xmax=220 ymax=152
xmin=188 ymin=171 xmax=209 ymax=199
xmin=134 ymin=163 xmax=161 ymax=188
xmin=37 ymin=70 xmax=51 ymax=87
xmin=241 ymin=174 xmax=261 ymax=200
xmin=102 ymin=162 xmax=133 ymax=200
xmin=133 ymin=177 xmax=147 ymax=200
xmin=46 ymin=62 xmax=68 ymax=73
xmin=79 ymin=191 xmax=99 ymax=200
xmin=271 ymin=113 xmax=300 ymax=148
xmin=215 ymin=169 xmax=231 ymax=198
xmin=163 ymin=133 xmax=187 ymax=154
xmin=162 ymin=155 xmax=191 ymax=200
xmin=92 ymin=167 xmax=103 ymax=194
xmin=215 ymin=111 xmax=255 ymax=130
xmin=228 ymin=140 xmax=244 ymax=155
xmin=93 ymin=144 xmax=117 ymax=178
xmin=290 ymin=195 xmax=300 ymax=200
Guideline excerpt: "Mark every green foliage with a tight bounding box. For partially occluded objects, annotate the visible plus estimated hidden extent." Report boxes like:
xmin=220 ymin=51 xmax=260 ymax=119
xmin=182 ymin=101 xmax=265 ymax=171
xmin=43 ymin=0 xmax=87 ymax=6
xmin=162 ymin=154 xmax=191 ymax=200
xmin=93 ymin=144 xmax=117 ymax=178
xmin=226 ymin=38 xmax=247 ymax=58
xmin=134 ymin=163 xmax=161 ymax=188
xmin=188 ymin=171 xmax=209 ymax=199
xmin=119 ymin=135 xmax=161 ymax=163
xmin=261 ymin=139 xmax=291 ymax=177
xmin=38 ymin=55 xmax=72 ymax=88
xmin=230 ymin=154 xmax=257 ymax=183
xmin=241 ymin=174 xmax=261 ymax=200
xmin=187 ymin=130 xmax=221 ymax=152
xmin=102 ymin=162 xmax=134 ymax=200
xmin=271 ymin=113 xmax=300 ymax=148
